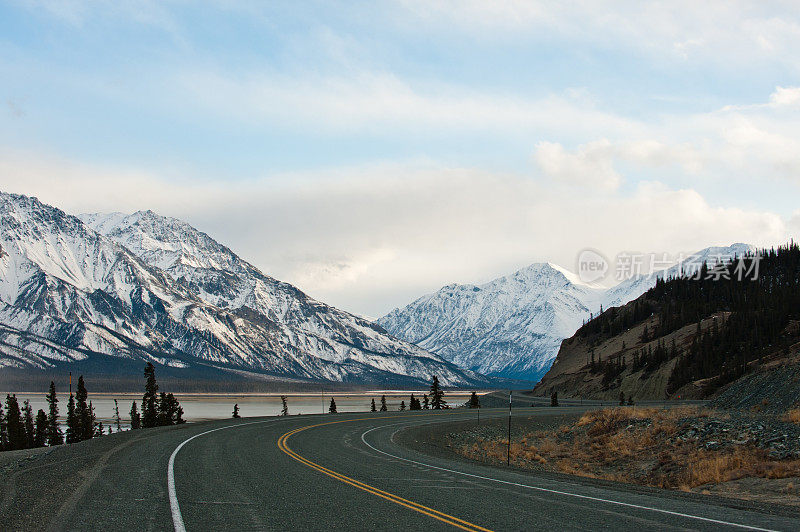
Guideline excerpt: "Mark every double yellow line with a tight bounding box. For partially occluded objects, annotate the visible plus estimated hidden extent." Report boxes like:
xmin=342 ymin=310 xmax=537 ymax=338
xmin=277 ymin=416 xmax=493 ymax=532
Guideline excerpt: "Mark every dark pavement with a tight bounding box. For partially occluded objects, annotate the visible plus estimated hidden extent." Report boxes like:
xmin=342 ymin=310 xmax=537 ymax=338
xmin=1 ymin=408 xmax=798 ymax=531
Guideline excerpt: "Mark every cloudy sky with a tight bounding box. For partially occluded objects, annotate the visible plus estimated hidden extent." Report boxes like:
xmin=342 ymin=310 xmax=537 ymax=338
xmin=1 ymin=1 xmax=799 ymax=317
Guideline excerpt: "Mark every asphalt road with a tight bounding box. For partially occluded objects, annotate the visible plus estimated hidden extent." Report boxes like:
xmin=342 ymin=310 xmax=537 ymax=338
xmin=2 ymin=408 xmax=799 ymax=531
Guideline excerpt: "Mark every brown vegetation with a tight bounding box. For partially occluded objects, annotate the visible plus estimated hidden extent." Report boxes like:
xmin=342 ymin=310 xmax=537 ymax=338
xmin=455 ymin=407 xmax=800 ymax=496
xmin=784 ymin=408 xmax=800 ymax=424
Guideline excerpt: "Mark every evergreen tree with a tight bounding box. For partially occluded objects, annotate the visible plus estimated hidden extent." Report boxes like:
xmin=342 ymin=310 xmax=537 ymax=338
xmin=142 ymin=362 xmax=159 ymax=428
xmin=329 ymin=398 xmax=337 ymax=413
xmin=409 ymin=394 xmax=421 ymax=410
xmin=422 ymin=394 xmax=429 ymax=409
xmin=0 ymin=401 xmax=7 ymax=451
xmin=468 ymin=392 xmax=481 ymax=409
xmin=114 ymin=399 xmax=122 ymax=432
xmin=232 ymin=404 xmax=240 ymax=418
xmin=627 ymin=395 xmax=634 ymax=406
xmin=157 ymin=393 xmax=184 ymax=426
xmin=129 ymin=401 xmax=141 ymax=429
xmin=75 ymin=376 xmax=93 ymax=441
xmin=370 ymin=398 xmax=376 ymax=412
xmin=174 ymin=398 xmax=185 ymax=425
xmin=280 ymin=396 xmax=289 ymax=416
xmin=22 ymin=400 xmax=35 ymax=449
xmin=65 ymin=394 xmax=78 ymax=444
xmin=429 ymin=376 xmax=447 ymax=410
xmin=5 ymin=395 xmax=25 ymax=450
xmin=95 ymin=420 xmax=104 ymax=437
xmin=400 ymin=400 xmax=406 ymax=411
xmin=87 ymin=401 xmax=98 ymax=440
xmin=379 ymin=395 xmax=388 ymax=412
xmin=619 ymin=391 xmax=625 ymax=406
xmin=550 ymin=391 xmax=559 ymax=407
xmin=34 ymin=409 xmax=47 ymax=447
xmin=45 ymin=381 xmax=63 ymax=446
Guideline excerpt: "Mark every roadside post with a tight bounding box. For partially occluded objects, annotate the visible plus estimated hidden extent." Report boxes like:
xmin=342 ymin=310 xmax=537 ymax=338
xmin=507 ymin=390 xmax=512 ymax=466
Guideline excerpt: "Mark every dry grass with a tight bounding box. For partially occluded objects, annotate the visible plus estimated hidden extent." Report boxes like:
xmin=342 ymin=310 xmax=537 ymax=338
xmin=455 ymin=407 xmax=800 ymax=495
xmin=784 ymin=408 xmax=800 ymax=424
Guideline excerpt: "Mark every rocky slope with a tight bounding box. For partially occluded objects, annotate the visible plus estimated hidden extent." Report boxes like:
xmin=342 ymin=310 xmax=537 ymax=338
xmin=0 ymin=192 xmax=487 ymax=387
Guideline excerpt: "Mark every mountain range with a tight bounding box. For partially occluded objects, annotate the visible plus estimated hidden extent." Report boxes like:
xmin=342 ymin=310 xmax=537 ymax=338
xmin=378 ymin=244 xmax=755 ymax=382
xmin=0 ymin=192 xmax=488 ymax=388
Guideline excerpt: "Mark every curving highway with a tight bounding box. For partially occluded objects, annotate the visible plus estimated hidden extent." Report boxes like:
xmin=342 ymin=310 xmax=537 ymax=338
xmin=2 ymin=408 xmax=798 ymax=531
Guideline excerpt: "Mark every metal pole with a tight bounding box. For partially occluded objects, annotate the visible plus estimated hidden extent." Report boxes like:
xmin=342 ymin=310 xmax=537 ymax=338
xmin=507 ymin=390 xmax=512 ymax=466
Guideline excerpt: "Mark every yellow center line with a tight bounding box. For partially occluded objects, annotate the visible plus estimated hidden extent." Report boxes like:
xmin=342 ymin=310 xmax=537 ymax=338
xmin=277 ymin=413 xmax=495 ymax=532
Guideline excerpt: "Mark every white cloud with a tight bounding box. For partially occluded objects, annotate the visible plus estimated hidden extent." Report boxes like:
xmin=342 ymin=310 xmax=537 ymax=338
xmin=533 ymin=140 xmax=622 ymax=191
xmin=395 ymin=1 xmax=800 ymax=70
xmin=173 ymin=69 xmax=641 ymax=137
xmin=770 ymin=86 xmax=800 ymax=107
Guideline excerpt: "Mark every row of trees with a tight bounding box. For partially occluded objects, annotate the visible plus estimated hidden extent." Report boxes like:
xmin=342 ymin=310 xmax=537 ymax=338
xmin=0 ymin=377 xmax=105 ymax=452
xmin=1 ymin=362 xmax=185 ymax=452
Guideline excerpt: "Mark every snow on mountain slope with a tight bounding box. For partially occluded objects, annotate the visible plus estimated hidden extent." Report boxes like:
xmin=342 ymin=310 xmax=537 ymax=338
xmin=379 ymin=244 xmax=757 ymax=382
xmin=378 ymin=263 xmax=607 ymax=382
xmin=0 ymin=193 xmax=486 ymax=386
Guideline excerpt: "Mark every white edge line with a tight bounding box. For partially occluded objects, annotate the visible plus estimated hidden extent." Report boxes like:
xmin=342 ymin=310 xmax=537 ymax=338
xmin=167 ymin=420 xmax=277 ymax=532
xmin=360 ymin=421 xmax=780 ymax=532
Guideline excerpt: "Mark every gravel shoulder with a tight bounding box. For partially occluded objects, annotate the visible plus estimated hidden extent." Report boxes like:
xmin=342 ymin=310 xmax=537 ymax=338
xmin=394 ymin=407 xmax=800 ymax=518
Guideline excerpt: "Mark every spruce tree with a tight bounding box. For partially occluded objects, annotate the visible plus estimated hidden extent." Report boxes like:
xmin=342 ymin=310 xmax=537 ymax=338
xmin=423 ymin=394 xmax=429 ymax=409
xmin=550 ymin=391 xmax=559 ymax=407
xmin=45 ymin=381 xmax=63 ymax=446
xmin=174 ymin=397 xmax=185 ymax=425
xmin=370 ymin=398 xmax=376 ymax=412
xmin=5 ymin=395 xmax=25 ymax=450
xmin=88 ymin=401 xmax=98 ymax=439
xmin=142 ymin=362 xmax=159 ymax=428
xmin=329 ymin=398 xmax=337 ymax=413
xmin=75 ymin=376 xmax=93 ymax=441
xmin=619 ymin=391 xmax=625 ymax=406
xmin=114 ymin=399 xmax=122 ymax=432
xmin=0 ymin=401 xmax=7 ymax=451
xmin=232 ymin=404 xmax=240 ymax=418
xmin=468 ymin=392 xmax=481 ymax=409
xmin=156 ymin=393 xmax=184 ymax=426
xmin=429 ymin=376 xmax=447 ymax=409
xmin=22 ymin=400 xmax=35 ymax=449
xmin=379 ymin=395 xmax=388 ymax=412
xmin=95 ymin=421 xmax=104 ymax=437
xmin=34 ymin=409 xmax=47 ymax=447
xmin=280 ymin=395 xmax=289 ymax=416
xmin=129 ymin=401 xmax=141 ymax=429
xmin=65 ymin=394 xmax=78 ymax=443
xmin=400 ymin=400 xmax=406 ymax=411
xmin=409 ymin=394 xmax=420 ymax=410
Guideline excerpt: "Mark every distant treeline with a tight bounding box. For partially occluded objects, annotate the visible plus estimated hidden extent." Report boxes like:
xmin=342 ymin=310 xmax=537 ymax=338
xmin=578 ymin=242 xmax=800 ymax=395
xmin=0 ymin=362 xmax=184 ymax=453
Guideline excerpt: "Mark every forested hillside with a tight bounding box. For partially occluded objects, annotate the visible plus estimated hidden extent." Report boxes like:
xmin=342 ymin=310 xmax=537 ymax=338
xmin=535 ymin=243 xmax=800 ymax=401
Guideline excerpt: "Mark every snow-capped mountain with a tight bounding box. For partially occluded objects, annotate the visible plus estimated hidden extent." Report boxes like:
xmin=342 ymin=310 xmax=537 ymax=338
xmin=379 ymin=263 xmax=606 ymax=382
xmin=378 ymin=244 xmax=756 ymax=382
xmin=0 ymin=192 xmax=487 ymax=387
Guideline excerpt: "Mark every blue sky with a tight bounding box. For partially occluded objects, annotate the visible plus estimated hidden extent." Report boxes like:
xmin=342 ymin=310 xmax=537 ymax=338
xmin=1 ymin=1 xmax=799 ymax=316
